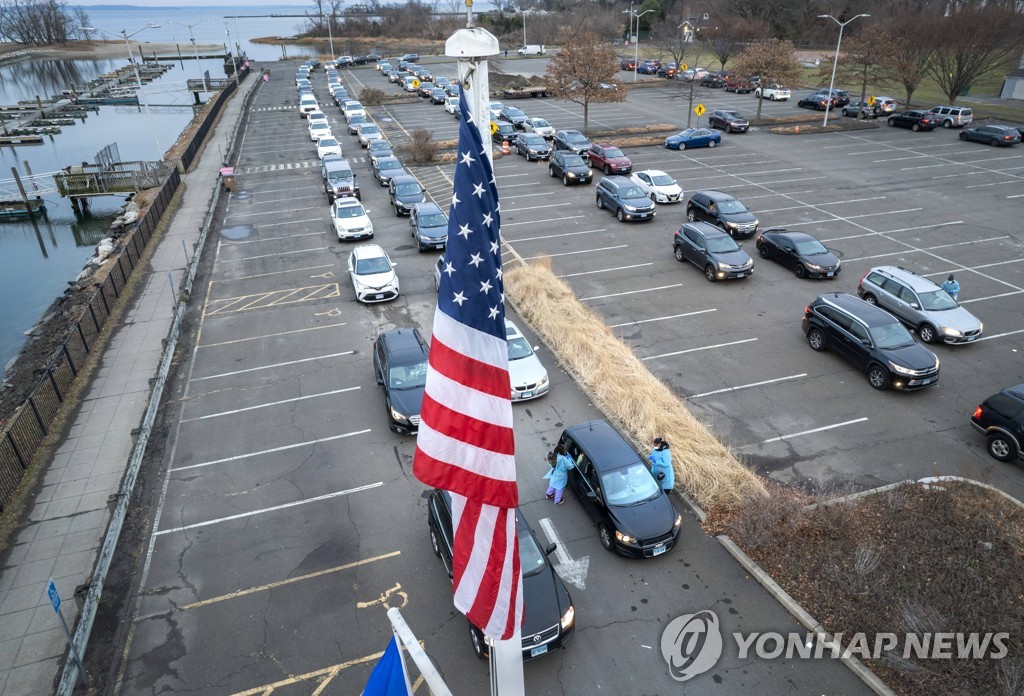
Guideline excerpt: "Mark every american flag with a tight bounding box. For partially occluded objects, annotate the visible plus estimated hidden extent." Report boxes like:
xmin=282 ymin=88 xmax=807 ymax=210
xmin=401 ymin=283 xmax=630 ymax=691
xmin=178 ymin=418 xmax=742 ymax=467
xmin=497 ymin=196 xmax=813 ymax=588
xmin=413 ymin=91 xmax=522 ymax=641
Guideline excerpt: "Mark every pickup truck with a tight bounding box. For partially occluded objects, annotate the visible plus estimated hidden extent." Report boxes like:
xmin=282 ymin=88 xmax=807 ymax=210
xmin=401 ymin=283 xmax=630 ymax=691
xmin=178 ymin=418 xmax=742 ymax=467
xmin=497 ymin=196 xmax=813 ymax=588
xmin=754 ymin=84 xmax=791 ymax=101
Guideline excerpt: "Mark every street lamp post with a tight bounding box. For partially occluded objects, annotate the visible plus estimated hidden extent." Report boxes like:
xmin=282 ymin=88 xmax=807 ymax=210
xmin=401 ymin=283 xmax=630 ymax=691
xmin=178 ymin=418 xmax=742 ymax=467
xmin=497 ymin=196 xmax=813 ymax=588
xmin=323 ymin=13 xmax=334 ymax=59
xmin=83 ymin=24 xmax=163 ymax=159
xmin=818 ymin=13 xmax=870 ymax=126
xmin=224 ymin=21 xmax=239 ymax=86
xmin=511 ymin=5 xmax=527 ymax=47
xmin=168 ymin=19 xmax=208 ymax=92
xmin=627 ymin=8 xmax=654 ymax=82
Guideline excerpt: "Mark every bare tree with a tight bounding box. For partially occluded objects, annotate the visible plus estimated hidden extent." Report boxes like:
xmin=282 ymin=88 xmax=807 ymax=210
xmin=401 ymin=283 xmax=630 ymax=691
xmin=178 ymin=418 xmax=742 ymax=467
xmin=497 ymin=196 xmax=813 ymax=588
xmin=702 ymin=14 xmax=771 ymax=70
xmin=731 ymin=39 xmax=802 ymax=120
xmin=926 ymin=6 xmax=1024 ymax=104
xmin=816 ymin=32 xmax=889 ymax=119
xmin=878 ymin=14 xmax=933 ymax=108
xmin=0 ymin=0 xmax=77 ymax=45
xmin=543 ymin=30 xmax=624 ymax=133
xmin=647 ymin=17 xmax=696 ymax=73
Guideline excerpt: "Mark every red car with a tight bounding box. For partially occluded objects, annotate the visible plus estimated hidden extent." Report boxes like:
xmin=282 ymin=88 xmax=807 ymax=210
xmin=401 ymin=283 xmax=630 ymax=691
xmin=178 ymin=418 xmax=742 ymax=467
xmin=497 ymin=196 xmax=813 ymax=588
xmin=587 ymin=143 xmax=633 ymax=175
xmin=724 ymin=78 xmax=753 ymax=93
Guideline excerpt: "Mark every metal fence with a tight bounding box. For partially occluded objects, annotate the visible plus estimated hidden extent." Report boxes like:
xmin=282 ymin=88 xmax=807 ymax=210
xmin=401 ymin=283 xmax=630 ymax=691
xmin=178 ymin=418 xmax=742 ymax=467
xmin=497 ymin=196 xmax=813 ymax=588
xmin=180 ymin=66 xmax=249 ymax=170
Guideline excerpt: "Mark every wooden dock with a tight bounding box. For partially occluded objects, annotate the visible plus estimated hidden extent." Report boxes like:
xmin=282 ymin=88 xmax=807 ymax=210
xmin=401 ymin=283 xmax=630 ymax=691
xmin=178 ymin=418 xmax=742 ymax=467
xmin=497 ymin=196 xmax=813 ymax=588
xmin=0 ymin=135 xmax=44 ymax=145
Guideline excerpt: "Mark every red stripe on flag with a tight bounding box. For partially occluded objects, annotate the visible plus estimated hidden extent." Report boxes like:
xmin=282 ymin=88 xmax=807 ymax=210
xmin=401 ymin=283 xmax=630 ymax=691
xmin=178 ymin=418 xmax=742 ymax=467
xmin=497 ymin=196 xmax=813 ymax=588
xmin=429 ymin=338 xmax=510 ymax=399
xmin=420 ymin=393 xmax=515 ymax=454
xmin=453 ymin=502 xmax=518 ymax=640
xmin=413 ymin=448 xmax=519 ymax=508
xmin=504 ymin=544 xmax=521 ymax=639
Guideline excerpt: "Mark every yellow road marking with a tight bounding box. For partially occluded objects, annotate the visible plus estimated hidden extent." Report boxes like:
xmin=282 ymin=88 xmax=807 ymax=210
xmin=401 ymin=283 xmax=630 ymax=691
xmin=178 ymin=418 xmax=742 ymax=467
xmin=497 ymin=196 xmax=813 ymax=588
xmin=198 ymin=322 xmax=347 ymax=348
xmin=356 ymin=583 xmax=408 ymax=610
xmin=174 ymin=551 xmax=401 ymax=612
xmin=203 ymin=283 xmax=340 ymax=317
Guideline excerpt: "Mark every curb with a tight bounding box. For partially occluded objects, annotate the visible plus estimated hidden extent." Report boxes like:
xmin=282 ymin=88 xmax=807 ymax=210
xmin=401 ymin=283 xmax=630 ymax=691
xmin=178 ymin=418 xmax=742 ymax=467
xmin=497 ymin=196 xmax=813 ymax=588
xmin=716 ymin=534 xmax=897 ymax=696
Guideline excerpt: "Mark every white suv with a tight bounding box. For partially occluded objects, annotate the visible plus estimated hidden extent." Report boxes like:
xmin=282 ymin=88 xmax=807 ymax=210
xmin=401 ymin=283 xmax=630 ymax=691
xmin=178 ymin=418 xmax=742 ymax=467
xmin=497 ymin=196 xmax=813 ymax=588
xmin=929 ymin=105 xmax=973 ymax=128
xmin=755 ymin=84 xmax=791 ymax=101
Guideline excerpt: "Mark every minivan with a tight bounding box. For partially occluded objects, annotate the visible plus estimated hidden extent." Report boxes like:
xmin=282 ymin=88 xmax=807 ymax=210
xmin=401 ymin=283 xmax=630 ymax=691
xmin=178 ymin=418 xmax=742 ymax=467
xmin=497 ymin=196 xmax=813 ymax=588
xmin=929 ymin=105 xmax=973 ymax=128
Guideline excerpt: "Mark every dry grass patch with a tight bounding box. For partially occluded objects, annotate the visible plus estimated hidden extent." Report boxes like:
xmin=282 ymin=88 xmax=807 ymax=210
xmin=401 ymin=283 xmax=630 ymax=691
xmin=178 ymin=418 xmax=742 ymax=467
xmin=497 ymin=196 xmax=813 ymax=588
xmin=504 ymin=258 xmax=765 ymax=513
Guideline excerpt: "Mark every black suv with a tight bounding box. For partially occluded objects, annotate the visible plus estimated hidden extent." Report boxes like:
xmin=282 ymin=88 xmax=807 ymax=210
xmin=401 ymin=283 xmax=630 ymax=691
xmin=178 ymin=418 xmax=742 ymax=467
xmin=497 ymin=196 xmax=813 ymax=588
xmin=674 ymin=222 xmax=753 ymax=282
xmin=686 ymin=190 xmax=759 ymax=238
xmin=552 ymin=130 xmax=592 ymax=158
xmin=560 ymin=420 xmax=681 ymax=558
xmin=426 ymin=489 xmax=576 ymax=661
xmin=372 ymin=328 xmax=429 ymax=434
xmin=971 ymin=385 xmax=1024 ymax=463
xmin=548 ymin=150 xmax=592 ymax=185
xmin=802 ymin=293 xmax=940 ymax=391
xmin=595 ymin=176 xmax=655 ymax=222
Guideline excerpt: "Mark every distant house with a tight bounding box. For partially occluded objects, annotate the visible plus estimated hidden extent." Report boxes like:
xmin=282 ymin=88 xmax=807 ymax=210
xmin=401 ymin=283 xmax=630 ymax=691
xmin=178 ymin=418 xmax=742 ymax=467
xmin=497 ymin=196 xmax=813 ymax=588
xmin=1000 ymin=51 xmax=1024 ymax=100
xmin=677 ymin=14 xmax=710 ymax=42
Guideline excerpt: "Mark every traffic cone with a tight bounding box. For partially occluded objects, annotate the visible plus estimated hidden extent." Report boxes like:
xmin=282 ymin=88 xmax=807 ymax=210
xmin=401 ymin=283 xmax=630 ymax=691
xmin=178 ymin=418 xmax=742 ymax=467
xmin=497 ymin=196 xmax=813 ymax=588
xmin=502 ymin=140 xmax=510 ymax=155
xmin=795 ymin=125 xmax=800 ymax=133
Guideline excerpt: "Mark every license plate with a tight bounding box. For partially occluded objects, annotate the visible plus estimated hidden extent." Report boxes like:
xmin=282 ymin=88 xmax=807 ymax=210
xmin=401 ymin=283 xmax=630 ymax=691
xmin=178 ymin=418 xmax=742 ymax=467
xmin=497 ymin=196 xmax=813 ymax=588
xmin=966 ymin=335 xmax=978 ymax=341
xmin=826 ymin=271 xmax=835 ymax=277
xmin=651 ymin=546 xmax=667 ymax=557
xmin=530 ymin=645 xmax=548 ymax=658
xmin=521 ymin=391 xmax=532 ymax=399
xmin=922 ymin=377 xmax=935 ymax=385
xmin=374 ymin=293 xmax=384 ymax=300
xmin=735 ymin=272 xmax=748 ymax=278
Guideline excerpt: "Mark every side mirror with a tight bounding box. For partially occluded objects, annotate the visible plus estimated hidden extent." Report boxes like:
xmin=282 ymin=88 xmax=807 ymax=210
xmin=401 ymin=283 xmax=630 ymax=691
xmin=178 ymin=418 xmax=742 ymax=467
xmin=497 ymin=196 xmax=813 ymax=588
xmin=585 ymin=491 xmax=597 ymax=502
xmin=533 ymin=345 xmax=540 ymax=351
xmin=910 ymin=303 xmax=920 ymax=309
xmin=376 ymin=376 xmax=384 ymax=385
xmin=409 ymin=219 xmax=415 ymax=226
xmin=544 ymin=543 xmax=557 ymax=556
xmin=391 ymin=262 xmax=397 ymax=268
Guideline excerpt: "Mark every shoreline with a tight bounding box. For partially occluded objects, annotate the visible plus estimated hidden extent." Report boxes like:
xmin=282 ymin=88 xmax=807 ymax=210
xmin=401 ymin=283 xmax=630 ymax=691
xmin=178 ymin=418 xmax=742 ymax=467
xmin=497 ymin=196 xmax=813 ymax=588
xmin=0 ymin=40 xmax=226 ymax=62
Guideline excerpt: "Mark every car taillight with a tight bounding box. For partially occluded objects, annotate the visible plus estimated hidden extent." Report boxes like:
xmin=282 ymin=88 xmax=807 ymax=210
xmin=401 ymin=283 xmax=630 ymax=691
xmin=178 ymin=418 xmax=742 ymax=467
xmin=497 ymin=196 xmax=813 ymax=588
xmin=859 ymin=271 xmax=869 ymax=285
xmin=973 ymin=406 xmax=983 ymax=419
xmin=804 ymin=306 xmax=812 ymax=315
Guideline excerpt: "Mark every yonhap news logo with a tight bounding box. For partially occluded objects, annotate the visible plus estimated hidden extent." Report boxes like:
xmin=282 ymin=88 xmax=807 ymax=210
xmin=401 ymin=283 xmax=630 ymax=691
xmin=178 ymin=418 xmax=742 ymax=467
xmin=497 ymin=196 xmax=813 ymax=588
xmin=660 ymin=610 xmax=1010 ymax=682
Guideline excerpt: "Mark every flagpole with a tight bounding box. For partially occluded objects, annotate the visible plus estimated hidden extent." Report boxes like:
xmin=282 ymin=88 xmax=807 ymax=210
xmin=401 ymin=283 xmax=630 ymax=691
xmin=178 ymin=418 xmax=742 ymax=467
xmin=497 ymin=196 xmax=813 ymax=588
xmin=444 ymin=6 xmax=525 ymax=695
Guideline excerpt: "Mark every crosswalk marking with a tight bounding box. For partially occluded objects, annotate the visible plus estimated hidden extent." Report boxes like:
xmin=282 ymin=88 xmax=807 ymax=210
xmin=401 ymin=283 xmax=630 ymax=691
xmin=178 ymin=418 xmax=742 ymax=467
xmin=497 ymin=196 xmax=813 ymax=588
xmin=242 ymin=158 xmax=365 ymax=174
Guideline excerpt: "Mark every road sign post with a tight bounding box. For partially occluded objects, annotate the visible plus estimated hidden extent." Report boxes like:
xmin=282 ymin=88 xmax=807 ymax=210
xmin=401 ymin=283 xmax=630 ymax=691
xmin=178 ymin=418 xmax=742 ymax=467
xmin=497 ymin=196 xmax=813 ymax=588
xmin=47 ymin=578 xmax=87 ymax=687
xmin=694 ymin=103 xmax=706 ymax=126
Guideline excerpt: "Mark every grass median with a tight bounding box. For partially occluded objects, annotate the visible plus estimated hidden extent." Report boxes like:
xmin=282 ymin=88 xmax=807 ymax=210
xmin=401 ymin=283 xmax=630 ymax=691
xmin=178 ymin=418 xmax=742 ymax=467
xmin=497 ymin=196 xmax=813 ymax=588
xmin=505 ymin=257 xmax=765 ymax=514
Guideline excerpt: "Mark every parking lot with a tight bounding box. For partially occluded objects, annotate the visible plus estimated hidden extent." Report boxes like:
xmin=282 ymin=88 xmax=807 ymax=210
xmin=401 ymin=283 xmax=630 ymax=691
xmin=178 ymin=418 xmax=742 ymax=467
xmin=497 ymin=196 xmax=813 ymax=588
xmin=111 ymin=56 xmax=1022 ymax=695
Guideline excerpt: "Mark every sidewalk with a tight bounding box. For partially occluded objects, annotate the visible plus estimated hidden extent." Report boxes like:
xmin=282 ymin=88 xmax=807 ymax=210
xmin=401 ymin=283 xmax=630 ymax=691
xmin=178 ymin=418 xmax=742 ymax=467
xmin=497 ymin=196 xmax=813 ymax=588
xmin=0 ymin=78 xmax=257 ymax=696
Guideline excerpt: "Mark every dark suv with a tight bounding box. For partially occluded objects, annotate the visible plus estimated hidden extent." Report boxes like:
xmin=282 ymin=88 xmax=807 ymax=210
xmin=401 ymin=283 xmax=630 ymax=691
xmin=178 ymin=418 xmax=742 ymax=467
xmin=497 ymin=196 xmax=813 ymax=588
xmin=971 ymin=385 xmax=1024 ymax=463
xmin=427 ymin=489 xmax=576 ymax=661
xmin=595 ymin=176 xmax=655 ymax=222
xmin=548 ymin=150 xmax=592 ymax=185
xmin=372 ymin=328 xmax=429 ymax=434
xmin=587 ymin=143 xmax=632 ymax=175
xmin=552 ymin=130 xmax=592 ymax=158
xmin=686 ymin=190 xmax=759 ymax=238
xmin=673 ymin=221 xmax=753 ymax=282
xmin=802 ymin=293 xmax=940 ymax=391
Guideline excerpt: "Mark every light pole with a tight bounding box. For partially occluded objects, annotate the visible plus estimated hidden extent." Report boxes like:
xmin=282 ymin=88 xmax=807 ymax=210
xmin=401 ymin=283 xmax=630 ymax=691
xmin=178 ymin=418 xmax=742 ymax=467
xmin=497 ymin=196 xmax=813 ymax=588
xmin=627 ymin=8 xmax=654 ymax=82
xmin=168 ymin=19 xmax=208 ymax=92
xmin=84 ymin=24 xmax=163 ymax=160
xmin=818 ymin=13 xmax=869 ymax=126
xmin=511 ymin=5 xmax=527 ymax=47
xmin=323 ymin=12 xmax=334 ymax=58
xmin=224 ymin=21 xmax=239 ymax=86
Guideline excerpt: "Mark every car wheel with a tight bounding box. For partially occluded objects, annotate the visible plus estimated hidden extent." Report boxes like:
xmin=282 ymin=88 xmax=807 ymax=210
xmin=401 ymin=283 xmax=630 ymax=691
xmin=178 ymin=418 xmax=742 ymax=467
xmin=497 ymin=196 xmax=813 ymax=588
xmin=674 ymin=245 xmax=685 ymax=262
xmin=990 ymin=138 xmax=1001 ymax=147
xmin=807 ymin=327 xmax=826 ymax=352
xmin=596 ymin=196 xmax=604 ymax=209
xmin=862 ymin=293 xmax=877 ymax=305
xmin=469 ymin=624 xmax=487 ymax=660
xmin=912 ymin=123 xmax=921 ymax=132
xmin=708 ymin=139 xmax=717 ymax=148
xmin=704 ymin=265 xmax=717 ymax=282
xmin=678 ymin=142 xmax=686 ymax=150
xmin=604 ymin=164 xmax=611 ymax=175
xmin=887 ymin=118 xmax=896 ymax=127
xmin=598 ymin=524 xmax=614 ymax=552
xmin=918 ymin=324 xmax=937 ymax=344
xmin=686 ymin=208 xmax=697 ymax=222
xmin=794 ymin=263 xmax=807 ymax=279
xmin=616 ymin=208 xmax=625 ymax=222
xmin=943 ymin=119 xmax=953 ymax=128
xmin=867 ymin=364 xmax=890 ymax=390
xmin=429 ymin=527 xmax=442 ymax=557
xmin=959 ymin=132 xmax=968 ymax=140
xmin=650 ymin=193 xmax=657 ymax=203
xmin=548 ymin=166 xmax=555 ymax=177
xmin=758 ymin=244 xmax=769 ymax=259
xmin=987 ymin=433 xmax=1018 ymax=462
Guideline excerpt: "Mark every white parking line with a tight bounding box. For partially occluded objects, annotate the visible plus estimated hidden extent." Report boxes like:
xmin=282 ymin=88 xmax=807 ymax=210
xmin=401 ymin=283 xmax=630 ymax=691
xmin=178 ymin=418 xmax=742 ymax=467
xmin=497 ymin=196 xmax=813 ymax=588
xmin=924 ymin=258 xmax=1024 ymax=277
xmin=841 ymin=235 xmax=1009 ymax=262
xmin=220 ymin=248 xmax=322 ymax=262
xmin=758 ymin=196 xmax=887 ymax=213
xmin=503 ymin=215 xmax=586 ymax=227
xmin=642 ymin=338 xmax=758 ymax=361
xmin=154 ymin=482 xmax=383 ymax=535
xmin=502 ymin=191 xmax=556 ymax=199
xmin=1008 ymin=193 xmax=1024 ymax=199
xmin=901 ymin=155 xmax=1022 ymax=170
xmin=508 ymin=202 xmax=571 ymax=212
xmin=182 ymin=386 xmax=360 ymax=422
xmin=508 ymin=228 xmax=607 ymax=243
xmin=977 ymin=328 xmax=1024 ymax=341
xmin=742 ymin=167 xmax=804 ymax=176
xmin=191 ymin=352 xmax=355 ymax=382
xmin=198 ymin=323 xmax=346 ymax=349
xmin=230 ymin=230 xmax=324 ymax=245
xmin=522 ymin=244 xmax=627 ymax=261
xmin=690 ymin=374 xmax=808 ymax=399
xmin=960 ymin=290 xmax=1024 ymax=304
xmin=254 ymin=217 xmax=323 ymax=228
xmin=965 ymin=180 xmax=1018 ymax=189
xmin=609 ymin=309 xmax=716 ymax=328
xmin=760 ymin=417 xmax=868 ymax=444
xmin=581 ymin=283 xmax=683 ymax=301
xmin=172 ymin=429 xmax=372 ymax=472
xmin=560 ymin=263 xmax=654 ymax=278
xmin=825 ymin=220 xmax=964 ymax=241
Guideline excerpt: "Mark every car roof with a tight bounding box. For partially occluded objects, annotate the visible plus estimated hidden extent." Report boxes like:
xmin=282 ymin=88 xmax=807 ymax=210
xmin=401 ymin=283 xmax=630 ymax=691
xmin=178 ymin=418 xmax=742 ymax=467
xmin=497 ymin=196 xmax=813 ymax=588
xmin=1000 ymin=385 xmax=1024 ymax=402
xmin=637 ymin=169 xmax=669 ymax=177
xmin=683 ymin=221 xmax=730 ymax=239
xmin=814 ymin=293 xmax=900 ymax=327
xmin=334 ymin=197 xmax=362 ymax=208
xmin=352 ymin=243 xmax=387 ymax=260
xmin=559 ymin=129 xmax=583 ymax=136
xmin=377 ymin=156 xmax=401 ymax=165
xmin=868 ymin=265 xmax=941 ymax=293
xmin=563 ymin=420 xmax=642 ymax=471
xmin=390 ymin=174 xmax=419 ymax=186
xmin=413 ymin=201 xmax=443 ymax=215
xmin=696 ymin=190 xmax=736 ymax=202
xmin=504 ymin=319 xmax=523 ymax=338
xmin=380 ymin=328 xmax=428 ymax=362
xmin=324 ymin=159 xmax=352 ymax=172
xmin=763 ymin=228 xmax=817 ymax=242
xmin=602 ymin=175 xmax=634 ymax=187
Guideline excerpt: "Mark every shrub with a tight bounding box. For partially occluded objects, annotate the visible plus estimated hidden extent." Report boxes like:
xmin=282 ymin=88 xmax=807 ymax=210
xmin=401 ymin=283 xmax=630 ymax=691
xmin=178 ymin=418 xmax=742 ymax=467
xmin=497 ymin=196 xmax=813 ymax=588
xmin=396 ymin=128 xmax=438 ymax=164
xmin=359 ymin=87 xmax=387 ymax=105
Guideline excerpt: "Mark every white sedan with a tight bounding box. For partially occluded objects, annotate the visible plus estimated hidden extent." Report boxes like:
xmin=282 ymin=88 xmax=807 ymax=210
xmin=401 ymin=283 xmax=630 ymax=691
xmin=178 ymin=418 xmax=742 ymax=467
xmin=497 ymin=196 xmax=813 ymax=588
xmin=317 ymin=137 xmax=342 ymax=160
xmin=309 ymin=120 xmax=332 ymax=142
xmin=342 ymin=100 xmax=366 ymax=121
xmin=506 ymin=319 xmax=549 ymax=401
xmin=443 ymin=96 xmax=459 ymax=114
xmin=630 ymin=169 xmax=684 ymax=204
xmin=331 ymin=198 xmax=374 ymax=241
xmin=347 ymin=243 xmax=399 ymax=303
xmin=522 ymin=117 xmax=555 ymax=138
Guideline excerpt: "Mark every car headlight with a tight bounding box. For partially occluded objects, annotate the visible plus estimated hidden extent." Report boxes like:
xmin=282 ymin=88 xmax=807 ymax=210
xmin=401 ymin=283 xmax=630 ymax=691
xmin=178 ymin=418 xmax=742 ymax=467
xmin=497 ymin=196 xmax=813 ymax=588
xmin=888 ymin=362 xmax=916 ymax=376
xmin=390 ymin=406 xmax=409 ymax=423
xmin=622 ymin=204 xmax=637 ymax=212
xmin=674 ymin=513 xmax=683 ymax=528
xmin=560 ymin=605 xmax=575 ymax=630
xmin=941 ymin=327 xmax=962 ymax=337
xmin=537 ymin=374 xmax=548 ymax=387
xmin=615 ymin=530 xmax=636 ymax=544
xmin=805 ymin=262 xmax=824 ymax=271
xmin=566 ymin=171 xmax=576 ymax=178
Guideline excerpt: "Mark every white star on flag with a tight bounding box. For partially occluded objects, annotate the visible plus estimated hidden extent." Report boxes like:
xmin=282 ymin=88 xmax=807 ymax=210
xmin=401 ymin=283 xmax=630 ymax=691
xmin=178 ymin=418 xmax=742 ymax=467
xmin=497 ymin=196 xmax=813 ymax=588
xmin=473 ymin=182 xmax=485 ymax=198
xmin=469 ymin=252 xmax=483 ymax=267
xmin=460 ymin=150 xmax=475 ymax=166
xmin=480 ymin=279 xmax=493 ymax=294
xmin=458 ymin=223 xmax=472 ymax=239
xmin=490 ymin=240 xmax=499 ymax=254
xmin=488 ymin=306 xmax=500 ymax=319
xmin=482 ymin=212 xmax=493 ymax=227
xmin=451 ymin=192 xmax=460 ymax=208
xmin=452 ymin=291 xmax=467 ymax=306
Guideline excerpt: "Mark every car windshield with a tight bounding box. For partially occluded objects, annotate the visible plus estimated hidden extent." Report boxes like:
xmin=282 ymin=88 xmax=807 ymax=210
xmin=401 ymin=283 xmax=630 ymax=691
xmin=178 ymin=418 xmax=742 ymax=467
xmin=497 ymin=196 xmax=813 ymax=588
xmin=651 ymin=174 xmax=676 ymax=186
xmin=380 ymin=160 xmax=401 ymax=170
xmin=717 ymin=200 xmax=748 ymax=214
xmin=522 ymin=135 xmax=545 ymax=145
xmin=350 ymin=116 xmax=367 ymax=125
xmin=868 ymin=322 xmax=916 ymax=349
xmin=604 ymin=147 xmax=625 ymax=158
xmin=531 ymin=118 xmax=550 ymax=127
xmin=795 ymin=239 xmax=829 ymax=255
xmin=919 ymin=289 xmax=959 ymax=311
xmin=706 ymin=236 xmax=741 ymax=253
xmin=396 ymin=183 xmax=421 ymax=195
xmin=518 ymin=524 xmax=547 ymax=576
xmin=361 ymin=126 xmax=380 ymax=135
xmin=356 ymin=256 xmax=392 ymax=275
xmin=620 ymin=186 xmax=646 ymax=199
xmin=388 ymin=361 xmax=427 ymax=389
xmin=328 ymin=171 xmax=352 ymax=182
xmin=370 ymin=142 xmax=390 ymax=151
xmin=335 ymin=204 xmax=365 ymax=218
xmin=564 ymin=133 xmax=587 ymax=144
xmin=676 ymin=130 xmax=696 ymax=138
xmin=490 ymin=102 xmax=503 ymax=110
xmin=723 ymin=112 xmax=742 ymax=120
xmin=419 ymin=213 xmax=447 ymax=228
xmin=507 ymin=335 xmax=534 ymax=360
xmin=319 ymin=138 xmax=338 ymax=148
xmin=601 ymin=463 xmax=660 ymax=506
xmin=561 ymin=154 xmax=586 ymax=167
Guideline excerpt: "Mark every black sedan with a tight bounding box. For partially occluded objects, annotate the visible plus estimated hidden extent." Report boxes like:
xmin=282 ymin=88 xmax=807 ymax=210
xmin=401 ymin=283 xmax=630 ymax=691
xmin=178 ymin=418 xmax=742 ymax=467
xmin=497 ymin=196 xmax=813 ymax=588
xmin=708 ymin=109 xmax=749 ymax=133
xmin=959 ymin=125 xmax=1022 ymax=147
xmin=755 ymin=228 xmax=841 ymax=279
xmin=887 ymin=110 xmax=938 ymax=131
xmin=700 ymin=73 xmax=727 ymax=88
xmin=515 ymin=133 xmax=552 ymax=160
xmin=372 ymin=328 xmax=428 ymax=434
xmin=427 ymin=489 xmax=576 ymax=661
xmin=548 ymin=150 xmax=592 ymax=185
xmin=798 ymin=94 xmax=830 ymax=110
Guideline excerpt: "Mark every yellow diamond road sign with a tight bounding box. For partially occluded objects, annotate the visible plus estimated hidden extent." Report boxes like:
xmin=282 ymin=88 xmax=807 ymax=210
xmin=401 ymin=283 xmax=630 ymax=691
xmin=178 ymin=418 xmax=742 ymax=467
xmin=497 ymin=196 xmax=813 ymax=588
xmin=867 ymin=95 xmax=876 ymax=106
xmin=680 ymin=63 xmax=688 ymax=71
xmin=694 ymin=103 xmax=706 ymax=117
xmin=491 ymin=121 xmax=498 ymax=135
xmin=411 ymin=78 xmax=420 ymax=89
